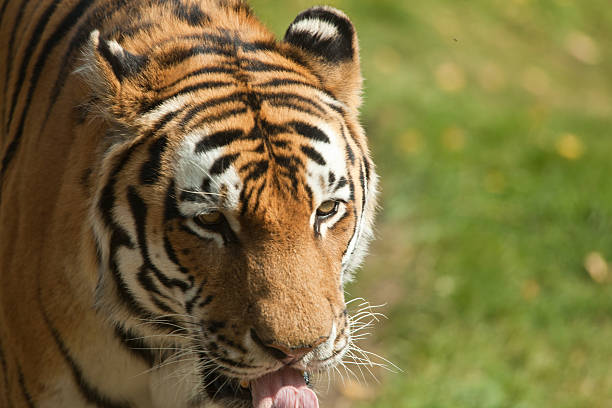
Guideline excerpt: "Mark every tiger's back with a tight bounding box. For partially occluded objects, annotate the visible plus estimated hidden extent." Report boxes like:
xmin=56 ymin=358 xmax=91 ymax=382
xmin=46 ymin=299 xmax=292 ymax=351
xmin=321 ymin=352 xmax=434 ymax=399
xmin=0 ymin=1 xmax=377 ymax=407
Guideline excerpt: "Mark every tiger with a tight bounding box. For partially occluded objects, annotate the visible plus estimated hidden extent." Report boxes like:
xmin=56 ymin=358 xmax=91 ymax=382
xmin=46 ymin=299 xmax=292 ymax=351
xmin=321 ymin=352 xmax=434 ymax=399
xmin=0 ymin=0 xmax=378 ymax=407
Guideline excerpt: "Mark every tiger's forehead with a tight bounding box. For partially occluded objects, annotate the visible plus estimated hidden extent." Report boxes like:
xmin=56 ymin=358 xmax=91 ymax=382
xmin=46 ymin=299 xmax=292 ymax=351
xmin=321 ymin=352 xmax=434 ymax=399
xmin=173 ymin=115 xmax=351 ymax=218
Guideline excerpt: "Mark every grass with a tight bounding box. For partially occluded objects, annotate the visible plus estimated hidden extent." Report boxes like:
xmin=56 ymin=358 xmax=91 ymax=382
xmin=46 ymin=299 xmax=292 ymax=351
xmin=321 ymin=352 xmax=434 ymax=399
xmin=251 ymin=1 xmax=612 ymax=406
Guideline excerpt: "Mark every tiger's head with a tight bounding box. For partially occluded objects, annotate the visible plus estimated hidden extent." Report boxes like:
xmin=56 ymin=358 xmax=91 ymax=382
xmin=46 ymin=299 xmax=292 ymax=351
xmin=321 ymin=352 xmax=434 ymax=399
xmin=80 ymin=5 xmax=377 ymax=407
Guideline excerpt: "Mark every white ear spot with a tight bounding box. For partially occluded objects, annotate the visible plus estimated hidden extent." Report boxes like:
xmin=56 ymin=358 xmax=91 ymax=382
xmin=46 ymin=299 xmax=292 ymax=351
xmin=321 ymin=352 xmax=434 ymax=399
xmin=89 ymin=29 xmax=101 ymax=47
xmin=107 ymin=39 xmax=125 ymax=57
xmin=289 ymin=18 xmax=339 ymax=41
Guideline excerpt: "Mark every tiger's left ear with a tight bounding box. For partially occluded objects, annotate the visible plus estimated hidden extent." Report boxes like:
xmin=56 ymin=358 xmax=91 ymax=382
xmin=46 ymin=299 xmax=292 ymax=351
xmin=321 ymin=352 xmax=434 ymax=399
xmin=284 ymin=7 xmax=362 ymax=110
xmin=78 ymin=30 xmax=148 ymax=119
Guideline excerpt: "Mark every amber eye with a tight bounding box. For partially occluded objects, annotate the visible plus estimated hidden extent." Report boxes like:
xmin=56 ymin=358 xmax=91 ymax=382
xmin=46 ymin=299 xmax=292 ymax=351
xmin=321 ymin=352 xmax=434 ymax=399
xmin=197 ymin=211 xmax=223 ymax=225
xmin=316 ymin=200 xmax=339 ymax=217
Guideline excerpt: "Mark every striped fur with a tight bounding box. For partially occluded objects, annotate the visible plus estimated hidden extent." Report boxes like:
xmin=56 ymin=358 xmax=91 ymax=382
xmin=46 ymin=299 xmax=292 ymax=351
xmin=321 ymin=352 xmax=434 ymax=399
xmin=0 ymin=1 xmax=378 ymax=407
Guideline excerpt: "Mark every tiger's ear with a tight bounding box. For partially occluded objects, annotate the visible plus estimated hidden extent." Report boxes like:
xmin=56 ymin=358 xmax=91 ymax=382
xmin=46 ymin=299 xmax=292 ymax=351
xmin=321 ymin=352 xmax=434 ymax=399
xmin=284 ymin=7 xmax=362 ymax=110
xmin=78 ymin=30 xmax=147 ymax=115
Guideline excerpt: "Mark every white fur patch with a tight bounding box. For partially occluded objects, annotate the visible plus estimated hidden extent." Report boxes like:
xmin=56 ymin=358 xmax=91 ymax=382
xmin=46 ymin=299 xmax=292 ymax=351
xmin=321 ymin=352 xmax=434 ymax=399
xmin=107 ymin=39 xmax=125 ymax=56
xmin=140 ymin=94 xmax=196 ymax=124
xmin=290 ymin=18 xmax=339 ymax=40
xmin=174 ymin=130 xmax=243 ymax=242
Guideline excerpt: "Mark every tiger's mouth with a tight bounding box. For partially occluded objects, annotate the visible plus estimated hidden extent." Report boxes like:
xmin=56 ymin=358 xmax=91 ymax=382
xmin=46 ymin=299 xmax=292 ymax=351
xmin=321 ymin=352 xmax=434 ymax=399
xmin=204 ymin=368 xmax=317 ymax=408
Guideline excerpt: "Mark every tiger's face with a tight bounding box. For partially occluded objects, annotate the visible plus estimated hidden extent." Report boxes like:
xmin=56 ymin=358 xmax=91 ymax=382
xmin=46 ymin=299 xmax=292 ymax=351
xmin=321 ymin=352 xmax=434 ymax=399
xmin=83 ymin=5 xmax=377 ymax=407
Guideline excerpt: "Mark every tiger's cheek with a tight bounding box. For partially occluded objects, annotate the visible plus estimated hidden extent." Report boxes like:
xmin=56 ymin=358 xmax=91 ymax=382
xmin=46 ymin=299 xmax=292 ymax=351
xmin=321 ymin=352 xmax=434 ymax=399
xmin=164 ymin=220 xmax=216 ymax=278
xmin=321 ymin=205 xmax=357 ymax=263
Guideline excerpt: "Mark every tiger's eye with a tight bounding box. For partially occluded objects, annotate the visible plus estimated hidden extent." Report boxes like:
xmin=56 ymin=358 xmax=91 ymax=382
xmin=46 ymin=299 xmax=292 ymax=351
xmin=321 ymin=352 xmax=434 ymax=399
xmin=316 ymin=200 xmax=338 ymax=217
xmin=197 ymin=211 xmax=223 ymax=225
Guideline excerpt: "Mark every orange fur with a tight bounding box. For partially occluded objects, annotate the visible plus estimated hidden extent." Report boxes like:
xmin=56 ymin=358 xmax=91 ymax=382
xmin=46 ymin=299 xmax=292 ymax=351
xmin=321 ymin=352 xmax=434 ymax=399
xmin=0 ymin=1 xmax=377 ymax=406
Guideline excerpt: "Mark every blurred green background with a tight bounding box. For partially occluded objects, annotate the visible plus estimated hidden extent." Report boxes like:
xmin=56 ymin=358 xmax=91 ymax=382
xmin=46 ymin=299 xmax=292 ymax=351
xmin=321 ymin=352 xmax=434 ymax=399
xmin=252 ymin=1 xmax=612 ymax=407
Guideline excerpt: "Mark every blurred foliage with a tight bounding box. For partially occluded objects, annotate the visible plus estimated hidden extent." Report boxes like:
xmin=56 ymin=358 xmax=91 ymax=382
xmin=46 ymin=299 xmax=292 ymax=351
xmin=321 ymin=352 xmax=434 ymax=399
xmin=252 ymin=1 xmax=612 ymax=407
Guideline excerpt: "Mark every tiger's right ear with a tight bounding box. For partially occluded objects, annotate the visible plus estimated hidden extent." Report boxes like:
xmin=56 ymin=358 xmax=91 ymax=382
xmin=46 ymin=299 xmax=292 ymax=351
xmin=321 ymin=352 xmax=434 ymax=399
xmin=283 ymin=7 xmax=362 ymax=110
xmin=77 ymin=30 xmax=148 ymax=113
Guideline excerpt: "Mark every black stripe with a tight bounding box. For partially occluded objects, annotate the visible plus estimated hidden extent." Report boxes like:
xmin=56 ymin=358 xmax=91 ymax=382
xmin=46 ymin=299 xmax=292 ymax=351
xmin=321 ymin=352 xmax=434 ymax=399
xmin=345 ymin=143 xmax=355 ymax=164
xmin=7 ymin=0 xmax=87 ymax=127
xmin=359 ymin=160 xmax=367 ymax=211
xmin=340 ymin=125 xmax=355 ymax=164
xmin=17 ymin=366 xmax=35 ymax=408
xmin=194 ymin=129 xmax=243 ymax=154
xmin=290 ymin=121 xmax=330 ymax=143
xmin=304 ymin=182 xmax=313 ymax=207
xmin=199 ymin=294 xmax=214 ymax=308
xmin=328 ymin=171 xmax=336 ymax=187
xmin=99 ymin=109 xmax=177 ymax=230
xmin=1 ymin=0 xmax=95 ymax=204
xmin=2 ymin=0 xmax=28 ymax=129
xmin=179 ymin=92 xmax=246 ymax=125
xmin=239 ymin=184 xmax=255 ymax=217
xmin=257 ymin=79 xmax=345 ymax=113
xmin=185 ymin=282 xmax=206 ymax=314
xmin=171 ymin=1 xmax=210 ymax=26
xmin=127 ymin=32 xmax=274 ymax=55
xmin=250 ymin=180 xmax=267 ymax=214
xmin=209 ymin=153 xmax=240 ymax=175
xmin=260 ymin=120 xmax=291 ymax=137
xmin=263 ymin=92 xmax=326 ymax=115
xmin=162 ymin=181 xmax=188 ymax=274
xmin=335 ymin=176 xmax=348 ymax=191
xmin=143 ymin=108 xmax=181 ymax=137
xmin=252 ymin=142 xmax=265 ymax=153
xmin=0 ymin=336 xmax=10 ymax=408
xmin=157 ymin=45 xmax=233 ymax=67
xmin=242 ymin=60 xmax=302 ymax=75
xmin=204 ymin=352 xmax=255 ymax=369
xmin=265 ymin=101 xmax=318 ymax=117
xmin=40 ymin=309 xmax=131 ymax=408
xmin=274 ymin=154 xmax=303 ymax=194
xmin=163 ymin=232 xmax=188 ymax=274
xmin=345 ymin=121 xmax=367 ymax=157
xmin=127 ymin=186 xmax=191 ymax=292
xmin=216 ymin=335 xmax=247 ymax=354
xmin=6 ymin=0 xmax=46 ymax=129
xmin=140 ymin=135 xmax=168 ymax=184
xmin=0 ymin=0 xmax=10 ymax=27
xmin=113 ymin=325 xmax=156 ymax=367
xmin=255 ymin=78 xmax=318 ymax=90
xmin=136 ymin=265 xmax=175 ymax=306
xmin=148 ymin=288 xmax=179 ymax=315
xmin=108 ymin=235 xmax=182 ymax=333
xmin=98 ymin=146 xmax=140 ymax=236
xmin=109 ymin=230 xmax=147 ymax=318
xmin=142 ymin=80 xmax=234 ymax=113
xmin=271 ymin=140 xmax=288 ymax=149
xmin=300 ymin=145 xmax=326 ymax=166
xmin=154 ymin=66 xmax=236 ymax=91
xmin=240 ymin=160 xmax=269 ymax=182
xmin=191 ymin=107 xmax=248 ymax=129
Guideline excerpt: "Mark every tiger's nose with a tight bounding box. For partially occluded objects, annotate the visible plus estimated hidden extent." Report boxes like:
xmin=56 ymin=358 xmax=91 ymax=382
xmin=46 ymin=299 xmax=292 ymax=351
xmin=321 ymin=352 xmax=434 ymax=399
xmin=250 ymin=329 xmax=326 ymax=363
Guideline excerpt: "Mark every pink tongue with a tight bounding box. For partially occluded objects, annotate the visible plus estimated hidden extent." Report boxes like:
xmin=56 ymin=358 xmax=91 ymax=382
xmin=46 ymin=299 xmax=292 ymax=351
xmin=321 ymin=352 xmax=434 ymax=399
xmin=251 ymin=367 xmax=319 ymax=408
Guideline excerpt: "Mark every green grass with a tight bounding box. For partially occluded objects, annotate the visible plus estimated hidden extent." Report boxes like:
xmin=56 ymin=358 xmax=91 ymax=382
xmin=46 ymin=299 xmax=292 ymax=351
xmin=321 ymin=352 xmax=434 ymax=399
xmin=251 ymin=1 xmax=612 ymax=406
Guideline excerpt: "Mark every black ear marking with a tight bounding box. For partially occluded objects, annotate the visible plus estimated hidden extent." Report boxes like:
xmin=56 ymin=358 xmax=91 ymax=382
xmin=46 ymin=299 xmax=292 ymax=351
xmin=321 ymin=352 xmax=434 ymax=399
xmin=284 ymin=6 xmax=356 ymax=63
xmin=93 ymin=30 xmax=148 ymax=81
